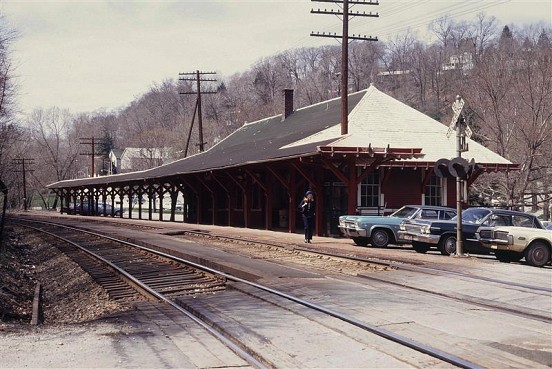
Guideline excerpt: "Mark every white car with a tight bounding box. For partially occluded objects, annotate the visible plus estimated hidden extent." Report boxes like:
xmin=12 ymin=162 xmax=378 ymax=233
xmin=476 ymin=226 xmax=552 ymax=267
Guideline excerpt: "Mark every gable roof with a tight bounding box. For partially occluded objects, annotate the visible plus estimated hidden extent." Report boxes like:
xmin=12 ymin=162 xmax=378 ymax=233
xmin=291 ymin=85 xmax=511 ymax=165
xmin=47 ymin=85 xmax=512 ymax=189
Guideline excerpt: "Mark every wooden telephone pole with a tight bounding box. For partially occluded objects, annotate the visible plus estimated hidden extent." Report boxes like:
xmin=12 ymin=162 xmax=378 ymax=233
xmin=178 ymin=70 xmax=217 ymax=154
xmin=12 ymin=158 xmax=34 ymax=211
xmin=311 ymin=0 xmax=379 ymax=135
xmin=79 ymin=137 xmax=103 ymax=178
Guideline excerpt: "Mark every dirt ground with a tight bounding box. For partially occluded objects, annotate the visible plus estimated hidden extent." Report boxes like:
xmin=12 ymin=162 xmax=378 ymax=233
xmin=0 ymin=225 xmax=127 ymax=327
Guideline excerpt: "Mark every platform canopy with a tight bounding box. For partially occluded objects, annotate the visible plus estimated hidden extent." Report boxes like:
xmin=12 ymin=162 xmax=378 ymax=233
xmin=48 ymin=85 xmax=514 ymax=189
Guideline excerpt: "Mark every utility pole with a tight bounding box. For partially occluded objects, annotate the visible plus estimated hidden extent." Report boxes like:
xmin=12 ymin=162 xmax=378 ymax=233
xmin=311 ymin=0 xmax=379 ymax=135
xmin=80 ymin=137 xmax=102 ymax=178
xmin=12 ymin=158 xmax=35 ymax=211
xmin=178 ymin=70 xmax=217 ymax=153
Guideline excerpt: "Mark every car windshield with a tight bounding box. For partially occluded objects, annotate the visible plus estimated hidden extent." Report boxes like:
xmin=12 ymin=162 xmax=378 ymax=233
xmin=452 ymin=208 xmax=491 ymax=224
xmin=390 ymin=206 xmax=418 ymax=219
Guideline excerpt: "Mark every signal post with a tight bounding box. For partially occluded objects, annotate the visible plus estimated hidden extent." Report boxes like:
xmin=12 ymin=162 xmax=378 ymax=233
xmin=436 ymin=95 xmax=476 ymax=257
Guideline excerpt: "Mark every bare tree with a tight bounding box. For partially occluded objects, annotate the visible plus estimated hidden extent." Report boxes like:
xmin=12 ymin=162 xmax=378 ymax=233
xmin=470 ymin=26 xmax=552 ymax=208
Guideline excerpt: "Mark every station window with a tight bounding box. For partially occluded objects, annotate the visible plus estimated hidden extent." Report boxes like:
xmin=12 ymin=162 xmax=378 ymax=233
xmin=424 ymin=174 xmax=442 ymax=206
xmin=360 ymin=171 xmax=380 ymax=207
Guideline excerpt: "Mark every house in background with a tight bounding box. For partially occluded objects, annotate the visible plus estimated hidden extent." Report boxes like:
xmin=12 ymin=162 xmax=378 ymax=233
xmin=108 ymin=149 xmax=123 ymax=175
xmin=119 ymin=147 xmax=169 ymax=173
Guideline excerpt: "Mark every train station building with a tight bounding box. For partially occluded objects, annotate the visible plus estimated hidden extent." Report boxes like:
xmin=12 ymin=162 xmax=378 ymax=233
xmin=47 ymin=85 xmax=516 ymax=236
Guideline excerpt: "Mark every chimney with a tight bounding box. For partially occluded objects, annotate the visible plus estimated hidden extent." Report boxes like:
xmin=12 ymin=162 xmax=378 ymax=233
xmin=282 ymin=89 xmax=294 ymax=120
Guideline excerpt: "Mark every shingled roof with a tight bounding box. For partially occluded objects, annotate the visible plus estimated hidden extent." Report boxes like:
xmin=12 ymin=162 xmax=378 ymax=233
xmin=48 ymin=85 xmax=512 ymax=189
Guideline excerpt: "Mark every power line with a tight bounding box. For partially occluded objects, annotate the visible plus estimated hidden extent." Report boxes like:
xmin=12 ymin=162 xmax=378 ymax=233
xmin=311 ymin=0 xmax=379 ymax=135
xmin=80 ymin=137 xmax=104 ymax=178
xmin=178 ymin=70 xmax=218 ymax=153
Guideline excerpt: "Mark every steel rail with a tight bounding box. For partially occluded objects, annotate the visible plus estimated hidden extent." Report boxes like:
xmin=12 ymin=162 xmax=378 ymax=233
xmin=17 ymin=218 xmax=485 ymax=369
xmin=16 ymin=222 xmax=268 ymax=369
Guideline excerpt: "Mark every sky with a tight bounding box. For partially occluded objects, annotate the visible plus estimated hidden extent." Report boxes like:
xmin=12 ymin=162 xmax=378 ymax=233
xmin=2 ymin=0 xmax=551 ymax=117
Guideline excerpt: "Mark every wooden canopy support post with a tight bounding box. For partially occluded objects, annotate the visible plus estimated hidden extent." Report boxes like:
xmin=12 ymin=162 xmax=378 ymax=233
xmin=195 ymin=175 xmax=216 ymax=225
xmin=63 ymin=190 xmax=70 ymax=214
xmin=118 ymin=187 xmax=125 ymax=218
xmin=157 ymin=185 xmax=165 ymax=222
xmin=245 ymin=168 xmax=271 ymax=230
xmin=267 ymin=166 xmax=295 ymax=233
xmin=226 ymin=172 xmax=248 ymax=228
xmin=320 ymin=157 xmax=356 ymax=214
xmin=135 ymin=185 xmax=144 ymax=220
xmin=127 ymin=186 xmax=133 ymax=219
xmin=101 ymin=188 xmax=107 ymax=216
xmin=347 ymin=158 xmax=357 ymax=215
xmin=107 ymin=188 xmax=115 ymax=216
xmin=212 ymin=174 xmax=231 ymax=226
xmin=181 ymin=177 xmax=199 ymax=224
xmin=171 ymin=178 xmax=188 ymax=223
xmin=147 ymin=185 xmax=154 ymax=221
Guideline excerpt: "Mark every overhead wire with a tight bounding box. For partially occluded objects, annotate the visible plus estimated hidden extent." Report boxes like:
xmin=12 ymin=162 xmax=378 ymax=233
xmin=367 ymin=0 xmax=513 ymax=39
xmin=223 ymin=0 xmax=515 ymax=77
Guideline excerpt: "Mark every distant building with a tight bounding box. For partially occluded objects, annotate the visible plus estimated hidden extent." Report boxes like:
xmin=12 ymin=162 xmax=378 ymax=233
xmin=108 ymin=149 xmax=124 ymax=175
xmin=442 ymin=52 xmax=474 ymax=72
xmin=119 ymin=147 xmax=169 ymax=173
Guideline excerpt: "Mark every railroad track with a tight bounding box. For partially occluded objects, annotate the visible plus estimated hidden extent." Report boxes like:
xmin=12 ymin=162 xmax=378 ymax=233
xmin=14 ymin=217 xmax=495 ymax=369
xmin=167 ymin=227 xmax=552 ymax=321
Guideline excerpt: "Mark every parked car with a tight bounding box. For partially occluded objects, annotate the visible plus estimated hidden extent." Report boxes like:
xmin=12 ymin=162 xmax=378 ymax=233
xmin=97 ymin=203 xmax=122 ymax=217
xmin=399 ymin=207 xmax=544 ymax=255
xmin=338 ymin=205 xmax=456 ymax=247
xmin=62 ymin=201 xmax=122 ymax=217
xmin=475 ymin=226 xmax=552 ymax=267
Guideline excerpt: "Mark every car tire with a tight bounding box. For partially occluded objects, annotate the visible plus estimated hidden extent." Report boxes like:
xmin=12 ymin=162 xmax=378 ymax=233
xmin=412 ymin=241 xmax=430 ymax=253
xmin=524 ymin=241 xmax=551 ymax=267
xmin=353 ymin=237 xmax=369 ymax=247
xmin=370 ymin=229 xmax=391 ymax=248
xmin=494 ymin=250 xmax=523 ymax=263
xmin=439 ymin=234 xmax=457 ymax=256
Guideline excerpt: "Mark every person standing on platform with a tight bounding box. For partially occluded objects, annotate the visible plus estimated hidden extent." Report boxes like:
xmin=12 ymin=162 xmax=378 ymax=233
xmin=299 ymin=190 xmax=315 ymax=243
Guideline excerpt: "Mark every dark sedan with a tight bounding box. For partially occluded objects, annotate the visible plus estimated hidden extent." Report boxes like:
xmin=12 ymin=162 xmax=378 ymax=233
xmin=398 ymin=207 xmax=543 ymax=255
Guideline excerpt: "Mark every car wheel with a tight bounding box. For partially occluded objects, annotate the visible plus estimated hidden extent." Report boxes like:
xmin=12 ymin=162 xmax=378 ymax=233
xmin=495 ymin=250 xmax=523 ymax=263
xmin=524 ymin=242 xmax=551 ymax=267
xmin=353 ymin=237 xmax=369 ymax=247
xmin=412 ymin=241 xmax=430 ymax=254
xmin=439 ymin=235 xmax=457 ymax=256
xmin=371 ymin=229 xmax=390 ymax=248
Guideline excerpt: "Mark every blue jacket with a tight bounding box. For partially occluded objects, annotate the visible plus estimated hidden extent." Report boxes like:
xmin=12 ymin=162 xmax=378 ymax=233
xmin=299 ymin=198 xmax=315 ymax=217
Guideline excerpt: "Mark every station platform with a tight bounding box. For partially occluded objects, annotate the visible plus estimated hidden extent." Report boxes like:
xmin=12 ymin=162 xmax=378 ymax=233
xmin=16 ymin=209 xmax=501 ymax=274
